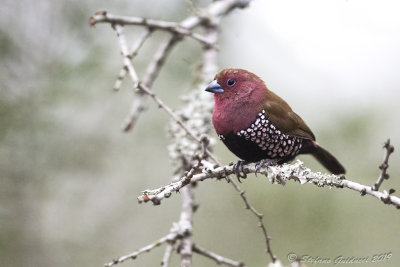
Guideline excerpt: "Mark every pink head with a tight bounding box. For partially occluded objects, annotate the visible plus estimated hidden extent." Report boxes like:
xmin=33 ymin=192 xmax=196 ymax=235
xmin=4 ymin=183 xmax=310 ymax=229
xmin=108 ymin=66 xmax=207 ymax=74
xmin=205 ymin=68 xmax=268 ymax=135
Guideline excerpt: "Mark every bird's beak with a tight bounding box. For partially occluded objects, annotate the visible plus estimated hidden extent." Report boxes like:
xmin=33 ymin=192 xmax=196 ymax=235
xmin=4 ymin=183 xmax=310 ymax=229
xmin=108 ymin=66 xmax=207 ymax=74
xmin=205 ymin=80 xmax=224 ymax=93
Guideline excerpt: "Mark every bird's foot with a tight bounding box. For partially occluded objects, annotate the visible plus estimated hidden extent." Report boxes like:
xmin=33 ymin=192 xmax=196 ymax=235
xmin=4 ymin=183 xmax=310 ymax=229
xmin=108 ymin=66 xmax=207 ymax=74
xmin=233 ymin=160 xmax=248 ymax=183
xmin=254 ymin=159 xmax=279 ymax=176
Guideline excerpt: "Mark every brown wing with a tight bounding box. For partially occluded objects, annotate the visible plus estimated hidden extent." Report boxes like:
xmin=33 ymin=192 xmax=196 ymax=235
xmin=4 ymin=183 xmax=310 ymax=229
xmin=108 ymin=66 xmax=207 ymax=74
xmin=264 ymin=90 xmax=315 ymax=141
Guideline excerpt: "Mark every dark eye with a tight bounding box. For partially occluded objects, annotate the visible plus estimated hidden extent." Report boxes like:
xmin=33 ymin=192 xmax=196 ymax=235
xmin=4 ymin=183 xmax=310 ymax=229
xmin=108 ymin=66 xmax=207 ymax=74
xmin=227 ymin=78 xmax=236 ymax=87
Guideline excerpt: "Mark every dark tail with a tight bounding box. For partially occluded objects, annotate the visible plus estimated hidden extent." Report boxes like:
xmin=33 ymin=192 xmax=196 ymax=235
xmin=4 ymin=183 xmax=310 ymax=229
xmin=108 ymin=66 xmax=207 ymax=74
xmin=301 ymin=141 xmax=346 ymax=175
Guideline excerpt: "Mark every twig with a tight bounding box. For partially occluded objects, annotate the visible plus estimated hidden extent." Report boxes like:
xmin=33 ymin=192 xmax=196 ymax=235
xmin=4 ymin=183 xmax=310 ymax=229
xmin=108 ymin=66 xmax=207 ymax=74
xmin=343 ymin=179 xmax=399 ymax=208
xmin=192 ymin=244 xmax=245 ymax=267
xmin=90 ymin=11 xmax=214 ymax=46
xmin=122 ymin=35 xmax=180 ymax=131
xmin=138 ymin=159 xmax=400 ymax=210
xmin=161 ymin=241 xmax=175 ymax=267
xmin=104 ymin=232 xmax=178 ymax=267
xmin=112 ymin=24 xmax=139 ymax=88
xmin=139 ymin=83 xmax=204 ymax=142
xmin=372 ymin=139 xmax=394 ymax=191
xmin=113 ymin=29 xmax=152 ymax=91
xmin=228 ymin=176 xmax=276 ymax=263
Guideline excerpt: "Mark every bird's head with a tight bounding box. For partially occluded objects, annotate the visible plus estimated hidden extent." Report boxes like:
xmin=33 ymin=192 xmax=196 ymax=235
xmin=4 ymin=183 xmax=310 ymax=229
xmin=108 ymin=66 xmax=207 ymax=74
xmin=205 ymin=68 xmax=268 ymax=135
xmin=205 ymin=68 xmax=267 ymax=108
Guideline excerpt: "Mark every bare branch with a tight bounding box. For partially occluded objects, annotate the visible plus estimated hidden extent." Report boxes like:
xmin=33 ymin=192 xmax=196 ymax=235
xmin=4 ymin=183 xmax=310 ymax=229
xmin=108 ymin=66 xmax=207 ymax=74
xmin=372 ymin=139 xmax=394 ymax=191
xmin=104 ymin=232 xmax=178 ymax=267
xmin=139 ymin=83 xmax=204 ymax=142
xmin=113 ymin=29 xmax=152 ymax=91
xmin=112 ymin=24 xmax=139 ymax=88
xmin=90 ymin=11 xmax=214 ymax=46
xmin=192 ymin=244 xmax=245 ymax=267
xmin=161 ymin=241 xmax=175 ymax=267
xmin=122 ymin=35 xmax=180 ymax=131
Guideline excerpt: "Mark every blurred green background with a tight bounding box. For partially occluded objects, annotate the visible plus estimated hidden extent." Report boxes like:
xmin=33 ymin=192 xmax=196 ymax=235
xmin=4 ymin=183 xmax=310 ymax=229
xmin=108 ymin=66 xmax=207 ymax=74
xmin=1 ymin=0 xmax=399 ymax=266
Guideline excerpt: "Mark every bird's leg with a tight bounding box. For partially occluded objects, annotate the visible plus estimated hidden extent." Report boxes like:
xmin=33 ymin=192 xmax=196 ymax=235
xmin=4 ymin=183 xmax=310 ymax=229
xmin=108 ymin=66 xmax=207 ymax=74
xmin=233 ymin=160 xmax=248 ymax=182
xmin=254 ymin=159 xmax=279 ymax=176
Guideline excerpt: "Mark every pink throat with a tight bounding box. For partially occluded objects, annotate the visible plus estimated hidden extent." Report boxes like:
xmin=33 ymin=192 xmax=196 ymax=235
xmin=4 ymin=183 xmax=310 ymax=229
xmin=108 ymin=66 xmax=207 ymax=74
xmin=212 ymin=94 xmax=262 ymax=136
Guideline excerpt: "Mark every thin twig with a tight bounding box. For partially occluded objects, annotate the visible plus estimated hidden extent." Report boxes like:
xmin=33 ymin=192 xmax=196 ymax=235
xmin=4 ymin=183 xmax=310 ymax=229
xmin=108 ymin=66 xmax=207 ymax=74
xmin=90 ymin=12 xmax=214 ymax=46
xmin=122 ymin=35 xmax=181 ymax=131
xmin=113 ymin=29 xmax=153 ymax=91
xmin=112 ymin=24 xmax=139 ymax=88
xmin=192 ymin=244 xmax=245 ymax=267
xmin=161 ymin=241 xmax=175 ymax=267
xmin=372 ymin=139 xmax=394 ymax=191
xmin=228 ymin=176 xmax=277 ymax=262
xmin=104 ymin=232 xmax=178 ymax=267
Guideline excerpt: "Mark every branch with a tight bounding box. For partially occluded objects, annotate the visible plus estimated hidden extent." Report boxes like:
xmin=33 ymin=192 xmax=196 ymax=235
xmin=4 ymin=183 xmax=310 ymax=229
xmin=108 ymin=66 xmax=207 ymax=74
xmin=178 ymin=185 xmax=194 ymax=267
xmin=112 ymin=24 xmax=139 ymax=88
xmin=113 ymin=29 xmax=152 ymax=91
xmin=192 ymin=244 xmax=245 ymax=267
xmin=90 ymin=11 xmax=214 ymax=46
xmin=161 ymin=241 xmax=175 ymax=267
xmin=122 ymin=35 xmax=180 ymax=131
xmin=104 ymin=232 xmax=178 ymax=267
xmin=372 ymin=139 xmax=394 ymax=191
xmin=138 ymin=160 xmax=400 ymax=210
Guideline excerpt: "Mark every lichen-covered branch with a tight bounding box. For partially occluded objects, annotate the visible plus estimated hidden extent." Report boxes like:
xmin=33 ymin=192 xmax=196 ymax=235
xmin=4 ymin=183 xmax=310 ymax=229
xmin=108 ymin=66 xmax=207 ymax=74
xmin=178 ymin=186 xmax=194 ymax=267
xmin=138 ymin=159 xmax=400 ymax=210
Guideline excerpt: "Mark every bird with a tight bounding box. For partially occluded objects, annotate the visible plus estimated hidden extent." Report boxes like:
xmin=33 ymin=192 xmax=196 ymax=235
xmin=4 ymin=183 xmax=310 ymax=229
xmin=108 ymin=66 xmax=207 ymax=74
xmin=205 ymin=68 xmax=345 ymax=179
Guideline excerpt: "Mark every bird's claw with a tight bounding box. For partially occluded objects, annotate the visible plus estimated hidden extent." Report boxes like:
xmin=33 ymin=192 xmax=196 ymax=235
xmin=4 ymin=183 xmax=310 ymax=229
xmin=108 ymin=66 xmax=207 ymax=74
xmin=233 ymin=160 xmax=247 ymax=182
xmin=254 ymin=160 xmax=264 ymax=176
xmin=254 ymin=159 xmax=278 ymax=176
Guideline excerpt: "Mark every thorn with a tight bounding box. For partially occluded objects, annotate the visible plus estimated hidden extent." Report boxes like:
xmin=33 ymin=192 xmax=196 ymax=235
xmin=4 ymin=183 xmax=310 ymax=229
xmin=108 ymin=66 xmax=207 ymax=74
xmin=89 ymin=17 xmax=96 ymax=26
xmin=95 ymin=10 xmax=107 ymax=15
xmin=152 ymin=198 xmax=161 ymax=205
xmin=360 ymin=188 xmax=367 ymax=196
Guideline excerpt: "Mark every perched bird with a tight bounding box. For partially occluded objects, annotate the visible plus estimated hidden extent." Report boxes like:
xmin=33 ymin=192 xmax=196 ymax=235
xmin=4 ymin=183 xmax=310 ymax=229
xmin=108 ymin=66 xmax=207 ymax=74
xmin=205 ymin=68 xmax=345 ymax=178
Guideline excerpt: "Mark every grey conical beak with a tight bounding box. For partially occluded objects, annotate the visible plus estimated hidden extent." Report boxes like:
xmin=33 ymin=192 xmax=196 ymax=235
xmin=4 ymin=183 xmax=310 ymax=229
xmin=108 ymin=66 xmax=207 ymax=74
xmin=205 ymin=80 xmax=224 ymax=93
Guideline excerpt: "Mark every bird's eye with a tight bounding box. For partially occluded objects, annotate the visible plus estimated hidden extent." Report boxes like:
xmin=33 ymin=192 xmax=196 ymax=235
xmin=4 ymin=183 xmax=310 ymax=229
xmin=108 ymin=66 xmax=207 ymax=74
xmin=227 ymin=78 xmax=236 ymax=87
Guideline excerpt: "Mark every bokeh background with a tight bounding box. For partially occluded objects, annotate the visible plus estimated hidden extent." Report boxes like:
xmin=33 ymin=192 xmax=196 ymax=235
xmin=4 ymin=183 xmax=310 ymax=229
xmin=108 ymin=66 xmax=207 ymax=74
xmin=1 ymin=0 xmax=400 ymax=266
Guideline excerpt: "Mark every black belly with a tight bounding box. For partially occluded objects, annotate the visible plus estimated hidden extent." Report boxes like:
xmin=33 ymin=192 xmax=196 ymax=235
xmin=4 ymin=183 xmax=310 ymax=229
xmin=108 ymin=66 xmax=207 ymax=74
xmin=221 ymin=132 xmax=269 ymax=162
xmin=221 ymin=131 xmax=303 ymax=163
